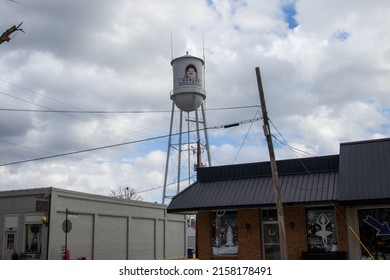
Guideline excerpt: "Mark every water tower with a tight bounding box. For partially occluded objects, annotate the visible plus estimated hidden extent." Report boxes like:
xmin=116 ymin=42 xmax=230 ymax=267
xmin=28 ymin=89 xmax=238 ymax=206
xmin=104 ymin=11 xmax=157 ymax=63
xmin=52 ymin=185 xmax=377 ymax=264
xmin=162 ymin=52 xmax=211 ymax=204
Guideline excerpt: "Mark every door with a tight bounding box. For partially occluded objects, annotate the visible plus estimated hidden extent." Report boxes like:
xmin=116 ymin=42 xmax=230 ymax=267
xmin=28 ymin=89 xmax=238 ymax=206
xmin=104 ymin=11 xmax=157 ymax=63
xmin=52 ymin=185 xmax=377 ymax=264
xmin=261 ymin=209 xmax=281 ymax=260
xmin=262 ymin=221 xmax=281 ymax=259
xmin=3 ymin=232 xmax=17 ymax=260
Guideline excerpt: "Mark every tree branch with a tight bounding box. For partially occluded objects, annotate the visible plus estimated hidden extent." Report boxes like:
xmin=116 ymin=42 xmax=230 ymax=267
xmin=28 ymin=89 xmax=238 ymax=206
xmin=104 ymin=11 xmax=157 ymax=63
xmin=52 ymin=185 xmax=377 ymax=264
xmin=0 ymin=22 xmax=24 ymax=45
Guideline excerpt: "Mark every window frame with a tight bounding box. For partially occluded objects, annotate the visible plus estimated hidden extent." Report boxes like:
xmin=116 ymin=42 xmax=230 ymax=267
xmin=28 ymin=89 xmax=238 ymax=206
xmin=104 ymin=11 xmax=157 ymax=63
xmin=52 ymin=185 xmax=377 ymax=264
xmin=211 ymin=210 xmax=238 ymax=256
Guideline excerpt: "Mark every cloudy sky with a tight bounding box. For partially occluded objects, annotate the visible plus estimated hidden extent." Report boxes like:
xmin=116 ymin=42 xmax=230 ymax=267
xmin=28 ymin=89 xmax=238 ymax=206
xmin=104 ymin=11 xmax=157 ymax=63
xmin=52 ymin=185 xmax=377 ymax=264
xmin=1 ymin=0 xmax=389 ymax=203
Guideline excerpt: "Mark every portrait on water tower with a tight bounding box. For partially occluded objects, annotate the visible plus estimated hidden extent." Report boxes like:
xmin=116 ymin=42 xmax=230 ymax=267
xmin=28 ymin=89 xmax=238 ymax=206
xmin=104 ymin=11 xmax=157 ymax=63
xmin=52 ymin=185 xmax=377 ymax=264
xmin=178 ymin=63 xmax=202 ymax=87
xmin=184 ymin=64 xmax=198 ymax=79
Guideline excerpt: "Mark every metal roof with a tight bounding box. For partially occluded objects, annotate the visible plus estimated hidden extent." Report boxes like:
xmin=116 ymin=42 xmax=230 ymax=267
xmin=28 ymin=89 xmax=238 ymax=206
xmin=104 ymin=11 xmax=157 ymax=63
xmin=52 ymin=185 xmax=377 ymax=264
xmin=167 ymin=138 xmax=390 ymax=213
xmin=167 ymin=155 xmax=339 ymax=213
xmin=338 ymin=138 xmax=390 ymax=202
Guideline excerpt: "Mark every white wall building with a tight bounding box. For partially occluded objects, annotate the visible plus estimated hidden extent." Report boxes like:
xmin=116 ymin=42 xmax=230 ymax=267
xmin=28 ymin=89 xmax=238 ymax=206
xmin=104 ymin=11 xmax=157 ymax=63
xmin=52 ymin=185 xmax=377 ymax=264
xmin=0 ymin=187 xmax=186 ymax=260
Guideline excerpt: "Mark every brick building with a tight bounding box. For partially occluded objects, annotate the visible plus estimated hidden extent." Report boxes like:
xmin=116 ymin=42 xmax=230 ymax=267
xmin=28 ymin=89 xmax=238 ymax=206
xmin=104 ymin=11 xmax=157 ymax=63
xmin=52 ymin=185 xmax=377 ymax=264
xmin=168 ymin=138 xmax=390 ymax=260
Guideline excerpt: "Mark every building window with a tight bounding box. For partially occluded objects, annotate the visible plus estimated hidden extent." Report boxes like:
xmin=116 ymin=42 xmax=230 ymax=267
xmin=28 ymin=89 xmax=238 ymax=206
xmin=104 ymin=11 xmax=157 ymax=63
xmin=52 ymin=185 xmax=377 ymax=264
xmin=25 ymin=224 xmax=42 ymax=254
xmin=261 ymin=209 xmax=281 ymax=259
xmin=6 ymin=233 xmax=15 ymax=250
xmin=211 ymin=211 xmax=238 ymax=256
xmin=357 ymin=207 xmax=390 ymax=260
xmin=306 ymin=207 xmax=337 ymax=252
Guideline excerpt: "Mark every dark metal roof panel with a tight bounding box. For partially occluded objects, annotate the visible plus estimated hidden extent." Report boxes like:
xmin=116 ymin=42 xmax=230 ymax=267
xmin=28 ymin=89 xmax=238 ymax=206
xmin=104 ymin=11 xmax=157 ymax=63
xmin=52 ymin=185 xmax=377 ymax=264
xmin=167 ymin=171 xmax=338 ymax=212
xmin=197 ymin=155 xmax=339 ymax=182
xmin=339 ymin=138 xmax=390 ymax=201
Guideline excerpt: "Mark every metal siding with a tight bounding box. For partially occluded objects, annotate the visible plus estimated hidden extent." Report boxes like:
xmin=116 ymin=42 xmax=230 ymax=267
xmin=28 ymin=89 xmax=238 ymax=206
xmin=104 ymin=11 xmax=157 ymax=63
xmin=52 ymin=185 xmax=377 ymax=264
xmin=339 ymin=138 xmax=390 ymax=201
xmin=281 ymin=176 xmax=294 ymax=202
xmin=247 ymin=178 xmax=262 ymax=204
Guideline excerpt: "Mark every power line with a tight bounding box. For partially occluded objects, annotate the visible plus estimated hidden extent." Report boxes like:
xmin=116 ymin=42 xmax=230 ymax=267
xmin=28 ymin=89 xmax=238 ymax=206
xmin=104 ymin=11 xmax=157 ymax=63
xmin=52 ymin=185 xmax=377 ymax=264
xmin=0 ymin=77 xmax=260 ymax=139
xmin=269 ymin=118 xmax=317 ymax=157
xmin=0 ymin=89 xmax=167 ymax=137
xmin=136 ymin=177 xmax=192 ymax=194
xmin=0 ymin=108 xmax=171 ymax=114
xmin=0 ymin=105 xmax=260 ymax=114
xmin=269 ymin=121 xmax=374 ymax=259
xmin=268 ymin=118 xmax=329 ymax=192
xmin=232 ymin=109 xmax=261 ymax=163
xmin=0 ymin=76 xmax=259 ymax=111
xmin=0 ymin=139 xmax=92 ymax=163
xmin=0 ymin=133 xmax=169 ymax=167
xmin=0 ymin=117 xmax=262 ymax=167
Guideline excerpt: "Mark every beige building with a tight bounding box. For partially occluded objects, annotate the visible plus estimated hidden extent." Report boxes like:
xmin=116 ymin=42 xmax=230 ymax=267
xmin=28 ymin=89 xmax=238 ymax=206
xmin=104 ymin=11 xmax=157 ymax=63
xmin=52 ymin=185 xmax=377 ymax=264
xmin=0 ymin=187 xmax=186 ymax=260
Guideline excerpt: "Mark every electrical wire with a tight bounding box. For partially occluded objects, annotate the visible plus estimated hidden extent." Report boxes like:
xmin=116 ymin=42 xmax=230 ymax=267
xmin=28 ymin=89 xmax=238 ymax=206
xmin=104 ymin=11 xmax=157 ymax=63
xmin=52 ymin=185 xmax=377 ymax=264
xmin=267 ymin=118 xmax=327 ymax=191
xmin=267 ymin=118 xmax=373 ymax=258
xmin=0 ymin=117 xmax=262 ymax=167
xmin=232 ymin=109 xmax=261 ymax=163
xmin=0 ymin=77 xmax=260 ymax=140
xmin=269 ymin=119 xmax=317 ymax=158
xmin=0 ymin=139 xmax=92 ymax=163
xmin=0 ymin=90 xmax=155 ymax=137
xmin=0 ymin=105 xmax=260 ymax=114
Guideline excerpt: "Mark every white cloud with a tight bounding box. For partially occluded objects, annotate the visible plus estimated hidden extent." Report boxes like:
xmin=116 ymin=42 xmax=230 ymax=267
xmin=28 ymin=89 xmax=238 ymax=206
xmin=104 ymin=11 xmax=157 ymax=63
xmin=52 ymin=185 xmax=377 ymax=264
xmin=1 ymin=0 xmax=390 ymax=203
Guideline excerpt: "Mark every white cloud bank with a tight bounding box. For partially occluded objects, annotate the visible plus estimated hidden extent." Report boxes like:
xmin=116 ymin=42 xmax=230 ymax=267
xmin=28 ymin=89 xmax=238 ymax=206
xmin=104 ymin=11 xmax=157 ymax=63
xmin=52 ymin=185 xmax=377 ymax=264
xmin=0 ymin=0 xmax=389 ymax=203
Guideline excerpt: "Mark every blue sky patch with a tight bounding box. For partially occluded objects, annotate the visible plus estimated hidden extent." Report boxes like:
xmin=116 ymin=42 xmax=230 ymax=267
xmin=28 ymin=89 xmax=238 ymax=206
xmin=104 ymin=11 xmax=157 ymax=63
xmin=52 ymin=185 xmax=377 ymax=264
xmin=282 ymin=3 xmax=298 ymax=29
xmin=333 ymin=31 xmax=350 ymax=41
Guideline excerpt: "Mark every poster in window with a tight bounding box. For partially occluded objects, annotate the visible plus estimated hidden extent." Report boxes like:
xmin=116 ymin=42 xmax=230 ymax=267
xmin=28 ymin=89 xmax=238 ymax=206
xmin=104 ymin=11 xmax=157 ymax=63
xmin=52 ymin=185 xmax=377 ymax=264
xmin=358 ymin=208 xmax=390 ymax=260
xmin=306 ymin=208 xmax=337 ymax=252
xmin=212 ymin=211 xmax=238 ymax=255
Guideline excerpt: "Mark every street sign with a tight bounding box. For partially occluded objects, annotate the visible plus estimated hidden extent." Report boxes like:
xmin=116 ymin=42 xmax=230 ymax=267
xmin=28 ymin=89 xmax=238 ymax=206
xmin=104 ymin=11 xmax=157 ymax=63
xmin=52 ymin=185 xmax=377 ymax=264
xmin=62 ymin=219 xmax=72 ymax=233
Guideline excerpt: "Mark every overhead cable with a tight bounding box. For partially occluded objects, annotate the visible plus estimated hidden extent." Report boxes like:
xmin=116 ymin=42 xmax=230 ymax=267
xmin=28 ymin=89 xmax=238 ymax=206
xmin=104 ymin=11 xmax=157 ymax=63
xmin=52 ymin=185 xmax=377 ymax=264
xmin=0 ymin=117 xmax=262 ymax=167
xmin=0 ymin=105 xmax=260 ymax=114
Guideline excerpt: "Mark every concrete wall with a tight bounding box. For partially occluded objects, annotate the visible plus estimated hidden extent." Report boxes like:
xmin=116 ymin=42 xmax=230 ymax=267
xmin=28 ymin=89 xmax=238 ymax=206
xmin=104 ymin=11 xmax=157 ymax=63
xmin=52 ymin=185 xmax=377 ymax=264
xmin=48 ymin=188 xmax=186 ymax=260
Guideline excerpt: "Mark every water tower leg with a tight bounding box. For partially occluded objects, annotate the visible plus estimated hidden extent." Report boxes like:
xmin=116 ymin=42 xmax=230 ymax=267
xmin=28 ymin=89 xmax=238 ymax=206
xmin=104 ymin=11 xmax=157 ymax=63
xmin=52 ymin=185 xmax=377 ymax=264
xmin=201 ymin=103 xmax=212 ymax=166
xmin=177 ymin=110 xmax=183 ymax=194
xmin=162 ymin=102 xmax=175 ymax=204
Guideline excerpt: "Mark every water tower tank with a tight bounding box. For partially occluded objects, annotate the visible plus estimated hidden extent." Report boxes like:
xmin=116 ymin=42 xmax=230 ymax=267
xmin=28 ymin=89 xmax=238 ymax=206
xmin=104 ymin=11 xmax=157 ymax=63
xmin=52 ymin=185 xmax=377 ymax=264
xmin=171 ymin=53 xmax=206 ymax=112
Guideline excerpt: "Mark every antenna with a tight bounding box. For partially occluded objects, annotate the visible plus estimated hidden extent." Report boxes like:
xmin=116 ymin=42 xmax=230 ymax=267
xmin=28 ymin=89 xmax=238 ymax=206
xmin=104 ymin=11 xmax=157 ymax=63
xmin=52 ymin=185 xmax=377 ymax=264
xmin=202 ymin=31 xmax=206 ymax=93
xmin=170 ymin=32 xmax=174 ymax=61
xmin=202 ymin=31 xmax=205 ymax=62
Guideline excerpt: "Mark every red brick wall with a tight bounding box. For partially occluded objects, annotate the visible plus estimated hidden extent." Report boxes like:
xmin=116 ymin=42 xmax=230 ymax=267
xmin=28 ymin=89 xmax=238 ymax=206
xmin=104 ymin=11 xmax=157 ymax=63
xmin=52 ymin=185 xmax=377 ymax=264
xmin=196 ymin=211 xmax=212 ymax=259
xmin=196 ymin=206 xmax=349 ymax=260
xmin=197 ymin=209 xmax=262 ymax=260
xmin=284 ymin=206 xmax=307 ymax=259
xmin=237 ymin=209 xmax=261 ymax=259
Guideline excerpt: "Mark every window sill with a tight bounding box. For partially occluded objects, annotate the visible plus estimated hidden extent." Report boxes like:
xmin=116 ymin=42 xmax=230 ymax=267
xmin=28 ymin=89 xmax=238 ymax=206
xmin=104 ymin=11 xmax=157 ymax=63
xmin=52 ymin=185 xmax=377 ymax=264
xmin=211 ymin=255 xmax=239 ymax=260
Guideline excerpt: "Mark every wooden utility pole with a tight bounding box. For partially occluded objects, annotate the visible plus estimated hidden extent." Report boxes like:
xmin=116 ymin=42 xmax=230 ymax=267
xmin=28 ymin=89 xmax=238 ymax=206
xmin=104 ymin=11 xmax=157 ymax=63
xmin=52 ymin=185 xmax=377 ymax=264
xmin=255 ymin=67 xmax=288 ymax=260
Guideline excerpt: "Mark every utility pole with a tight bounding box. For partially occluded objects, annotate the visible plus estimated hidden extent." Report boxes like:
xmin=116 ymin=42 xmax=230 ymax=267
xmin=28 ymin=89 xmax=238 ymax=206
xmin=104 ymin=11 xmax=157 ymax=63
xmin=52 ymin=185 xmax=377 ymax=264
xmin=65 ymin=208 xmax=68 ymax=259
xmin=255 ymin=67 xmax=288 ymax=260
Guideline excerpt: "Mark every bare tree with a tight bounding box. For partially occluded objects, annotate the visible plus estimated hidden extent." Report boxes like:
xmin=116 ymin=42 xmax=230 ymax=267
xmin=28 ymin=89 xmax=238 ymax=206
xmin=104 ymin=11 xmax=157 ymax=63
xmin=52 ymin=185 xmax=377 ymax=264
xmin=110 ymin=187 xmax=143 ymax=201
